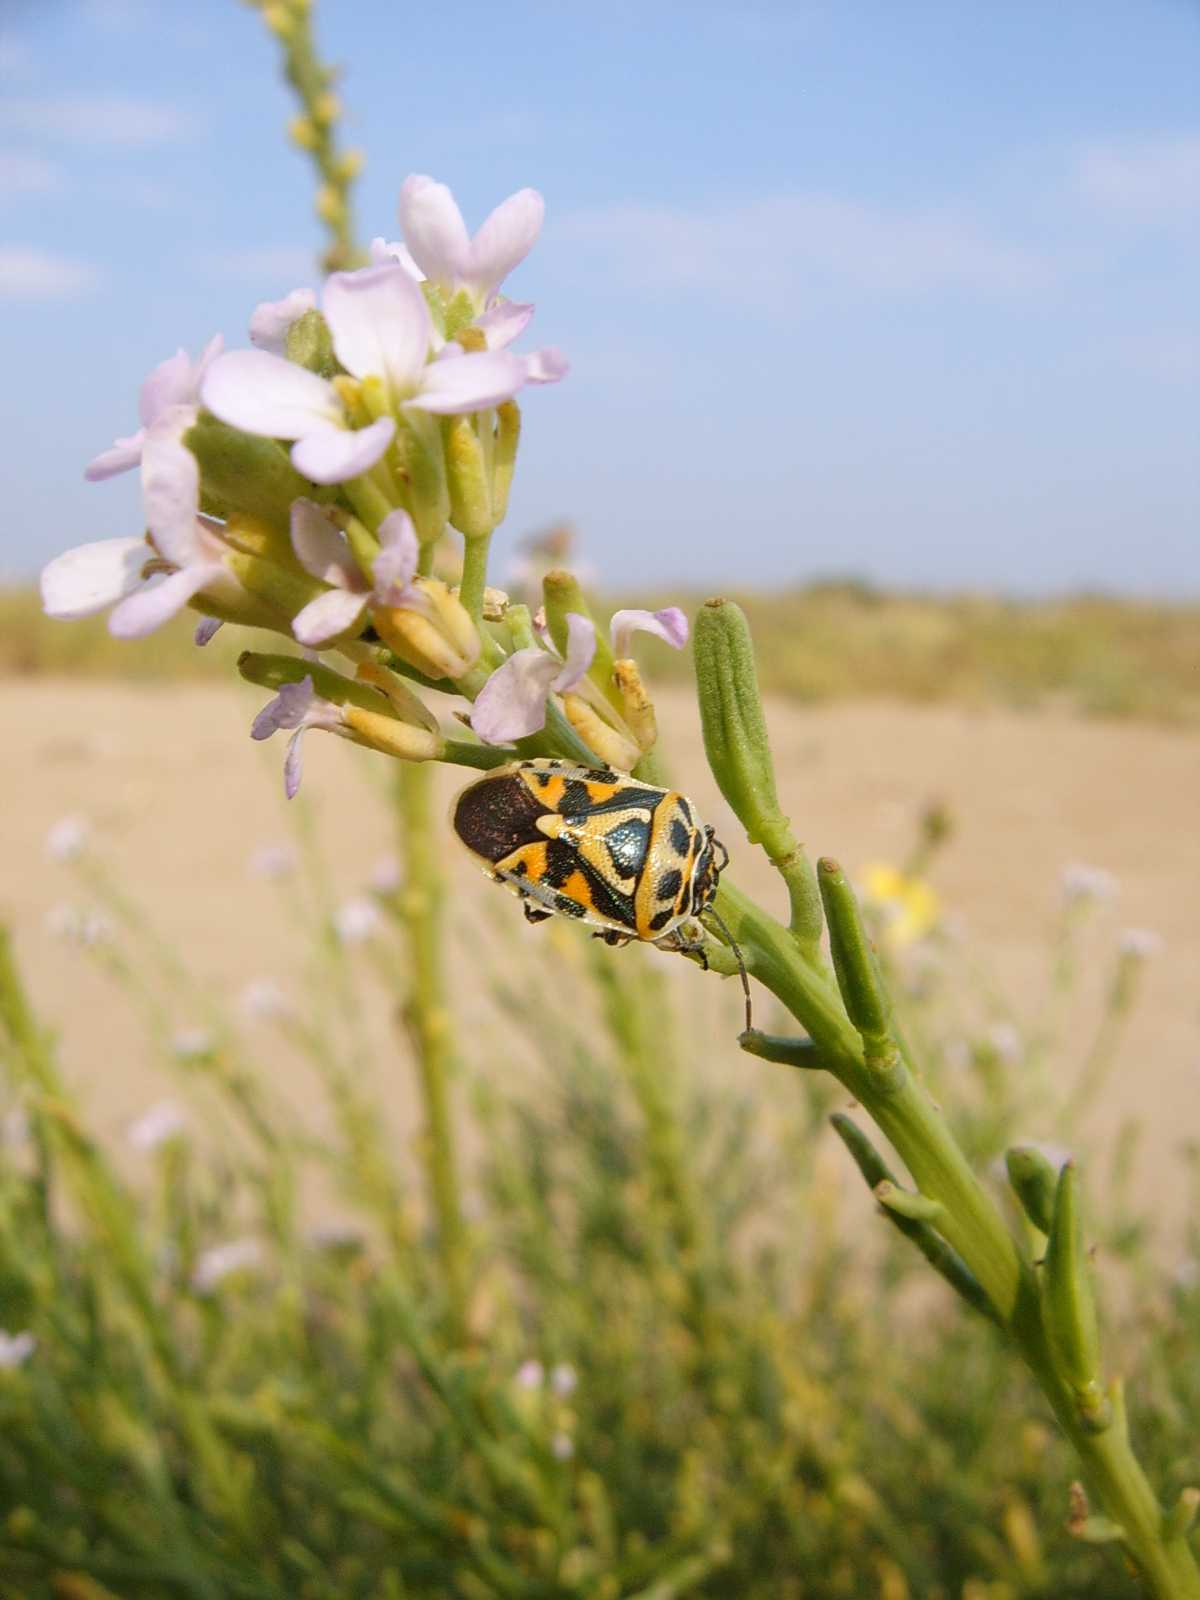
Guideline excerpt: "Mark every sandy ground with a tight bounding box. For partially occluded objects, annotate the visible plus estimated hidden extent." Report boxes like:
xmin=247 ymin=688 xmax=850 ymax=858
xmin=3 ymin=679 xmax=1198 ymax=1228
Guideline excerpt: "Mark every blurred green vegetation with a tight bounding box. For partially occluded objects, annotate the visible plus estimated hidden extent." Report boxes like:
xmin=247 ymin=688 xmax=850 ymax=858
xmin=1 ymin=803 xmax=1195 ymax=1598
xmin=6 ymin=580 xmax=1199 ymax=723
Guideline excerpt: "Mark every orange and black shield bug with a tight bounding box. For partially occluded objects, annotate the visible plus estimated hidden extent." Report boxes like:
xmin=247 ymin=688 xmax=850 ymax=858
xmin=452 ymin=758 xmax=751 ymax=1028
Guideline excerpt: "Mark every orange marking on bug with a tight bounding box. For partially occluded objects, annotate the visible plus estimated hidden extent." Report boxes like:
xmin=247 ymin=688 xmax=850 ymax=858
xmin=562 ymin=869 xmax=596 ymax=912
xmin=496 ymin=839 xmax=549 ymax=883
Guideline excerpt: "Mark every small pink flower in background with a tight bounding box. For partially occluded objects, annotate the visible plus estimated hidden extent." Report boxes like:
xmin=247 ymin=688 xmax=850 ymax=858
xmin=84 ymin=334 xmax=222 ymax=482
xmin=249 ymin=287 xmax=318 ymax=354
xmin=172 ymin=1027 xmax=214 ymax=1061
xmin=334 ymin=896 xmax=383 ymax=945
xmin=248 ymin=842 xmax=298 ymax=880
xmin=127 ymin=1100 xmax=187 ymax=1152
xmin=238 ymin=977 xmax=292 ymax=1022
xmin=251 ymin=675 xmax=345 ymax=799
xmin=515 ymin=1359 xmax=545 ymax=1391
xmin=1120 ymin=928 xmax=1163 ymax=959
xmin=45 ymin=815 xmax=89 ymax=862
xmin=551 ymin=1432 xmax=575 ymax=1461
xmin=550 ymin=1363 xmax=578 ymax=1397
xmin=0 ymin=1330 xmax=35 ymax=1369
xmin=202 ymin=264 xmax=527 ymax=485
xmin=370 ymin=855 xmax=402 ymax=894
xmin=192 ymin=1237 xmax=263 ymax=1295
xmin=1061 ymin=863 xmax=1118 ymax=904
xmin=398 ymin=175 xmax=544 ymax=310
xmin=289 ymin=501 xmax=425 ymax=646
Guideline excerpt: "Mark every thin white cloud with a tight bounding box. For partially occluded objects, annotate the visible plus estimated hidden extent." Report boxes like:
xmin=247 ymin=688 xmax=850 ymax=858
xmin=205 ymin=245 xmax=319 ymax=285
xmin=0 ymin=246 xmax=98 ymax=300
xmin=556 ymin=193 xmax=1052 ymax=298
xmin=0 ymin=95 xmax=198 ymax=146
xmin=1077 ymin=135 xmax=1200 ymax=223
xmin=0 ymin=151 xmax=60 ymax=194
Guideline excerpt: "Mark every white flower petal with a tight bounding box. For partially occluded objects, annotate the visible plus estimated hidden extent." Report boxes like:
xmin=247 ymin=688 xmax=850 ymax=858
xmin=409 ymin=350 xmax=526 ymax=415
xmin=108 ymin=564 xmax=214 ymax=639
xmin=467 ymin=188 xmax=544 ymax=298
xmin=475 ymin=299 xmax=534 ymax=350
xmin=138 ymin=347 xmax=191 ymax=428
xmin=369 ymin=237 xmax=424 ymax=280
xmin=40 ymin=537 xmax=147 ymax=619
xmin=290 ymin=416 xmax=394 ymax=485
xmin=249 ymin=287 xmax=317 ymax=354
xmin=290 ymin=498 xmax=361 ymax=587
xmin=202 ymin=349 xmax=341 ymax=440
xmin=141 ymin=409 xmax=200 ymax=564
xmin=284 ymin=728 xmax=306 ymax=799
xmin=522 ymin=347 xmax=569 ymax=385
xmin=553 ymin=612 xmax=597 ymax=691
xmin=84 ymin=430 xmax=145 ymax=481
xmin=471 ymin=647 xmax=562 ymax=743
xmin=398 ymin=174 xmax=472 ymax=286
xmin=292 ymin=587 xmax=368 ymax=646
xmin=373 ymin=509 xmax=419 ymax=597
xmin=610 ymin=606 xmax=689 ymax=658
xmin=323 ymin=264 xmax=432 ymax=393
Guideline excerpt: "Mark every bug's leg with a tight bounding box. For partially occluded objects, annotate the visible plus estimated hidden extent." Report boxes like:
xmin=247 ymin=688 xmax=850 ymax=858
xmin=593 ymin=928 xmax=632 ymax=948
xmin=522 ymin=901 xmax=554 ymax=925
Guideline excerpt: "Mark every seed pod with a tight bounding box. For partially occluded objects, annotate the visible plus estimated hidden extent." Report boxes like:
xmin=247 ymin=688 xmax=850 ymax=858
xmin=1006 ymin=1145 xmax=1060 ymax=1234
xmin=1043 ymin=1161 xmax=1108 ymax=1427
xmin=817 ymin=858 xmax=891 ymax=1048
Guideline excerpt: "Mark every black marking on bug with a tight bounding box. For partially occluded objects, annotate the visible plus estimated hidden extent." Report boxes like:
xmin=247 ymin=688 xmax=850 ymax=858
xmin=552 ymin=893 xmax=588 ymax=919
xmin=454 ymin=774 xmax=547 ymax=863
xmin=669 ymin=817 xmax=692 ymax=856
xmin=604 ymin=816 xmax=651 ymax=878
xmin=656 ymin=868 xmax=683 ymax=903
xmin=649 ymin=906 xmax=675 ymax=933
xmin=543 ymin=839 xmax=579 ymax=889
xmin=561 ymin=783 xmax=664 ymax=820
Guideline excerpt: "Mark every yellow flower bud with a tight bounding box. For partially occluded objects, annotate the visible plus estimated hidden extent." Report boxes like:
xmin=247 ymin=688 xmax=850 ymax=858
xmin=372 ymin=580 xmax=481 ymax=683
xmin=313 ymin=91 xmax=341 ymax=125
xmin=315 ymin=185 xmax=343 ymax=224
xmin=611 ymin=657 xmax=657 ymax=753
xmin=288 ymin=115 xmax=319 ymax=151
xmin=342 ymin=706 xmax=444 ymax=763
xmin=561 ymin=693 xmax=641 ymax=773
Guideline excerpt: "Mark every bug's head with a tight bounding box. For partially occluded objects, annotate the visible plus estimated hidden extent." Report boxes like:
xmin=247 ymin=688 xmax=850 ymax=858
xmin=688 ymin=825 xmax=729 ymax=916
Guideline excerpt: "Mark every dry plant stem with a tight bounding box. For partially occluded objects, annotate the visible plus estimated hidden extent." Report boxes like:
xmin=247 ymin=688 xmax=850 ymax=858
xmin=712 ymin=877 xmax=1200 ymax=1599
xmin=395 ymin=762 xmax=469 ymax=1341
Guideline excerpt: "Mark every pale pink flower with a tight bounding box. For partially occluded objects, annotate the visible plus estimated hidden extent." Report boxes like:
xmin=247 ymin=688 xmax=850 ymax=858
xmin=192 ymin=1237 xmax=263 ymax=1294
xmin=127 ymin=1099 xmax=187 ymax=1152
xmin=0 ymin=1330 xmax=35 ymax=1368
xmin=202 ymin=263 xmax=526 ymax=485
xmin=398 ymin=175 xmax=544 ymax=309
xmin=251 ymin=675 xmax=345 ymax=799
xmin=289 ymin=501 xmax=425 ymax=646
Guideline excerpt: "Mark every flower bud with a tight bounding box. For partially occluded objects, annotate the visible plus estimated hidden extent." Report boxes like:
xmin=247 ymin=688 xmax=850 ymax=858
xmin=561 ymin=693 xmax=640 ymax=773
xmin=445 ymin=414 xmax=494 ymax=538
xmin=612 ymin=658 xmax=657 ymax=753
xmin=315 ymin=185 xmax=343 ymax=225
xmin=1043 ymin=1162 xmax=1108 ymax=1428
xmin=1006 ymin=1145 xmax=1059 ymax=1234
xmin=492 ymin=400 xmax=520 ymax=524
xmin=185 ymin=413 xmax=311 ymax=534
xmin=334 ymin=148 xmax=365 ymax=182
xmin=288 ymin=115 xmax=319 ymax=150
xmin=312 ymin=91 xmax=341 ymax=125
xmin=372 ymin=579 xmax=480 ymax=683
xmin=285 ymin=309 xmax=336 ymax=377
xmin=342 ymin=705 xmax=444 ymax=763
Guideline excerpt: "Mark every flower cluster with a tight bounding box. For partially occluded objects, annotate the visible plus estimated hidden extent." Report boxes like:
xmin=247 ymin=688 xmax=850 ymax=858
xmin=39 ymin=173 xmax=686 ymax=792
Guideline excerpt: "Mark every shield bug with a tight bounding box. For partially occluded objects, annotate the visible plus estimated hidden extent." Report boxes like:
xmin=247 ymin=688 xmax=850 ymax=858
xmin=452 ymin=758 xmax=751 ymax=1027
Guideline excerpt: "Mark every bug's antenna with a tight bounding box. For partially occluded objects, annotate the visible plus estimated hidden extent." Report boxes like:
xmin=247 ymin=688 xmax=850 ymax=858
xmin=707 ymin=907 xmax=753 ymax=1034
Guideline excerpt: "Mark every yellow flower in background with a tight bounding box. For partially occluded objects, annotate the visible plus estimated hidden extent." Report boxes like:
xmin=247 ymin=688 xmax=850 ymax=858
xmin=861 ymin=863 xmax=940 ymax=947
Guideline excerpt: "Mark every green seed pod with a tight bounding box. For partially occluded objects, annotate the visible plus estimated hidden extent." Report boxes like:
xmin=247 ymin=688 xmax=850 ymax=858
xmin=1006 ymin=1145 xmax=1059 ymax=1234
xmin=185 ymin=413 xmax=312 ymax=535
xmin=284 ymin=308 xmax=337 ymax=376
xmin=817 ymin=857 xmax=891 ymax=1048
xmin=693 ymin=598 xmax=789 ymax=858
xmin=1043 ymin=1162 xmax=1107 ymax=1425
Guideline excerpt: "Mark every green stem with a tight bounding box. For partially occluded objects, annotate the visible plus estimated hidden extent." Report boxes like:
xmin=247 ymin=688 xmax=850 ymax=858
xmin=395 ymin=763 xmax=469 ymax=1342
xmin=458 ymin=533 xmax=491 ymax=627
xmin=714 ymin=872 xmax=1200 ymax=1598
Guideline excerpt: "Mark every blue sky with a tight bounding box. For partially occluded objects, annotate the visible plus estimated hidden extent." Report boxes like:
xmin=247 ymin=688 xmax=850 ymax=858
xmin=2 ymin=0 xmax=1197 ymax=594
